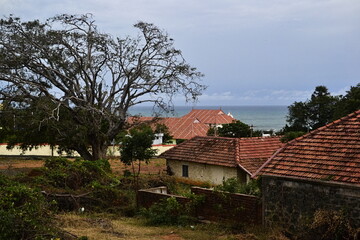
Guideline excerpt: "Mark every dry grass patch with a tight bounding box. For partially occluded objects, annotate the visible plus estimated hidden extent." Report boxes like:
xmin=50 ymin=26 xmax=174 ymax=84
xmin=57 ymin=213 xmax=270 ymax=240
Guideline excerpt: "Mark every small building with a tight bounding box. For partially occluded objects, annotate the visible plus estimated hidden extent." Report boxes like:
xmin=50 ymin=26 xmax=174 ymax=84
xmin=160 ymin=136 xmax=283 ymax=185
xmin=255 ymin=110 xmax=360 ymax=228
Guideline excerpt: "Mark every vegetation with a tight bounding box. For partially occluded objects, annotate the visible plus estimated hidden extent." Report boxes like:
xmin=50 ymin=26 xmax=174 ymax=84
xmin=0 ymin=14 xmax=205 ymax=161
xmin=119 ymin=125 xmax=158 ymax=188
xmin=208 ymin=120 xmax=252 ymax=138
xmin=154 ymin=123 xmax=173 ymax=144
xmin=140 ymin=197 xmax=197 ymax=226
xmin=0 ymin=174 xmax=57 ymax=240
xmin=295 ymin=209 xmax=356 ymax=240
xmin=214 ymin=177 xmax=261 ymax=196
xmin=1 ymin=157 xmax=358 ymax=239
xmin=282 ymin=84 xmax=360 ymax=141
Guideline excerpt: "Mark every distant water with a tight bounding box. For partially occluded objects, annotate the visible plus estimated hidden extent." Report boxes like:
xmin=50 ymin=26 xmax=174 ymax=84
xmin=129 ymin=105 xmax=288 ymax=131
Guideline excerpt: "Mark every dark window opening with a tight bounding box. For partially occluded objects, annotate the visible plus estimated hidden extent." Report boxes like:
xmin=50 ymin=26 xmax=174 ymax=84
xmin=182 ymin=165 xmax=189 ymax=177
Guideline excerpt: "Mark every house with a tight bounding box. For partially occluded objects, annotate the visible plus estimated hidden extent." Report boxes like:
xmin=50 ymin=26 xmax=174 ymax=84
xmin=160 ymin=136 xmax=283 ymax=185
xmin=255 ymin=110 xmax=360 ymax=228
xmin=128 ymin=109 xmax=236 ymax=141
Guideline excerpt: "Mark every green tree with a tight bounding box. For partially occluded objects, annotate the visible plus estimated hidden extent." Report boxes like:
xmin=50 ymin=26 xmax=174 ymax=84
xmin=333 ymin=83 xmax=360 ymax=120
xmin=285 ymin=86 xmax=338 ymax=132
xmin=119 ymin=125 xmax=157 ymax=187
xmin=154 ymin=123 xmax=173 ymax=144
xmin=286 ymin=101 xmax=310 ymax=132
xmin=217 ymin=120 xmax=251 ymax=138
xmin=308 ymin=86 xmax=338 ymax=129
xmin=0 ymin=14 xmax=205 ymax=161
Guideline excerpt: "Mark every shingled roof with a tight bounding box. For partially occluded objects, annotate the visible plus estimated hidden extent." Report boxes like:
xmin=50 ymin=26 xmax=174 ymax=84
xmin=256 ymin=110 xmax=360 ymax=185
xmin=160 ymin=136 xmax=283 ymax=176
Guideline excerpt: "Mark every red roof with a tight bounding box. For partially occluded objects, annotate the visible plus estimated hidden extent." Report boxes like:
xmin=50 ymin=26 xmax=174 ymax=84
xmin=256 ymin=110 xmax=360 ymax=185
xmin=127 ymin=109 xmax=236 ymax=139
xmin=181 ymin=109 xmax=235 ymax=124
xmin=160 ymin=136 xmax=283 ymax=175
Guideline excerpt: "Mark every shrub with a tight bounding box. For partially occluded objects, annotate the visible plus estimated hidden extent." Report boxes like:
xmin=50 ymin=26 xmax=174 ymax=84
xmin=141 ymin=197 xmax=196 ymax=226
xmin=215 ymin=178 xmax=261 ymax=196
xmin=0 ymin=175 xmax=57 ymax=240
xmin=42 ymin=157 xmax=112 ymax=190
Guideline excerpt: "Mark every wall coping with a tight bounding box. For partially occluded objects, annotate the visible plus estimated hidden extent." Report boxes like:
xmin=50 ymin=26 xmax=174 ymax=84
xmin=191 ymin=186 xmax=261 ymax=199
xmin=138 ymin=186 xmax=189 ymax=200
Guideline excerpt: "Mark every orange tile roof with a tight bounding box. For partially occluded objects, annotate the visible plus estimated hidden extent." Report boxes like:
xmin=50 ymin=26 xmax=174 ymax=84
xmin=127 ymin=109 xmax=236 ymax=139
xmin=181 ymin=109 xmax=235 ymax=124
xmin=256 ymin=110 xmax=360 ymax=185
xmin=160 ymin=136 xmax=283 ymax=175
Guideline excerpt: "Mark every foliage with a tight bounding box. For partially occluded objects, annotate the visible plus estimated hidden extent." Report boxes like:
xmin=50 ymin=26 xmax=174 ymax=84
xmin=154 ymin=123 xmax=173 ymax=144
xmin=119 ymin=125 xmax=157 ymax=187
xmin=0 ymin=174 xmax=57 ymax=240
xmin=284 ymin=84 xmax=360 ymax=133
xmin=41 ymin=157 xmax=112 ymax=190
xmin=333 ymin=83 xmax=360 ymax=120
xmin=307 ymin=86 xmax=338 ymax=129
xmin=141 ymin=197 xmax=197 ymax=226
xmin=0 ymin=14 xmax=205 ymax=161
xmin=214 ymin=178 xmax=261 ymax=196
xmin=280 ymin=131 xmax=306 ymax=143
xmin=298 ymin=209 xmax=355 ymax=240
xmin=216 ymin=120 xmax=251 ymax=138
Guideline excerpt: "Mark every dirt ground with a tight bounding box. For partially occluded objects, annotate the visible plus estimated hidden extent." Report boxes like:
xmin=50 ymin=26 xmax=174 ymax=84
xmin=0 ymin=157 xmax=167 ymax=176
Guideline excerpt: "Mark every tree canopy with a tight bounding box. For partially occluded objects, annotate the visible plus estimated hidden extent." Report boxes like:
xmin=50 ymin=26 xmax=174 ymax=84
xmin=283 ymin=84 xmax=360 ymax=135
xmin=214 ymin=120 xmax=252 ymax=138
xmin=0 ymin=14 xmax=205 ymax=160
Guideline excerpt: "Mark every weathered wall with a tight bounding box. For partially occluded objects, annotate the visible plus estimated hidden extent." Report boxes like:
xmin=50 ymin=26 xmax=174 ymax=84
xmin=167 ymin=159 xmax=238 ymax=185
xmin=0 ymin=144 xmax=174 ymax=157
xmin=137 ymin=186 xmax=262 ymax=225
xmin=262 ymin=175 xmax=360 ymax=229
xmin=191 ymin=187 xmax=262 ymax=224
xmin=137 ymin=186 xmax=190 ymax=209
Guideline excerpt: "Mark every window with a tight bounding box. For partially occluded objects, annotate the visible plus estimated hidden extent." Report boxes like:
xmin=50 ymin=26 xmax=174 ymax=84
xmin=182 ymin=165 xmax=189 ymax=177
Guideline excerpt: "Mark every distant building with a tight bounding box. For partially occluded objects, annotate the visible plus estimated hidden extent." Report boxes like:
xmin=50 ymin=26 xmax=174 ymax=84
xmin=161 ymin=136 xmax=283 ymax=185
xmin=128 ymin=109 xmax=236 ymax=141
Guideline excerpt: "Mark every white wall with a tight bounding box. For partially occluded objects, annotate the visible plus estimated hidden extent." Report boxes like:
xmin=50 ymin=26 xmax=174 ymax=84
xmin=0 ymin=144 xmax=175 ymax=157
xmin=167 ymin=159 xmax=239 ymax=185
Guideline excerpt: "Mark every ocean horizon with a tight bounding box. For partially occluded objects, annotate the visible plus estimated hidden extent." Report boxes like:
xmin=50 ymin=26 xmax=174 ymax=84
xmin=129 ymin=105 xmax=288 ymax=131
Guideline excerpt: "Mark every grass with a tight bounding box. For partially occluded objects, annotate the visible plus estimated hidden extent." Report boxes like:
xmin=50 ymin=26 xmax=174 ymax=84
xmin=57 ymin=213 xmax=275 ymax=240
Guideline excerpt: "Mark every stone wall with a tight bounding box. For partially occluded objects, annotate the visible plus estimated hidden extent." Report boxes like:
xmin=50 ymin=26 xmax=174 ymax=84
xmin=262 ymin=175 xmax=360 ymax=229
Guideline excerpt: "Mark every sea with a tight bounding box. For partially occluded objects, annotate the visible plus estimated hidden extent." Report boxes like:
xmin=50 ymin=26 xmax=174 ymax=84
xmin=129 ymin=105 xmax=288 ymax=132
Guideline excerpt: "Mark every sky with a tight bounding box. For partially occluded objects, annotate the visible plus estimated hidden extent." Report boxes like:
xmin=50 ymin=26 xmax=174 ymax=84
xmin=1 ymin=0 xmax=360 ymax=106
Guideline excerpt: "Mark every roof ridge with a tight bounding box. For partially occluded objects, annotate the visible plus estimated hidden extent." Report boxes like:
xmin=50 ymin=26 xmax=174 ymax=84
xmin=286 ymin=110 xmax=360 ymax=146
xmin=235 ymin=138 xmax=240 ymax=163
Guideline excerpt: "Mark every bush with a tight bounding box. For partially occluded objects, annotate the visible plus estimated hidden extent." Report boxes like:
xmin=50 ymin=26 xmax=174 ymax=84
xmin=215 ymin=178 xmax=261 ymax=196
xmin=141 ymin=197 xmax=196 ymax=226
xmin=0 ymin=175 xmax=57 ymax=240
xmin=42 ymin=157 xmax=112 ymax=190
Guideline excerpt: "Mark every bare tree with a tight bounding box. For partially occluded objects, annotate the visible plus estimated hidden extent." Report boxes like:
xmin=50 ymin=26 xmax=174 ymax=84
xmin=0 ymin=14 xmax=205 ymax=160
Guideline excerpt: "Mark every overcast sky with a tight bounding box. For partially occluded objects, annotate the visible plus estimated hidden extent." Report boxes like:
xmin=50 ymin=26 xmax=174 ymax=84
xmin=1 ymin=0 xmax=359 ymax=106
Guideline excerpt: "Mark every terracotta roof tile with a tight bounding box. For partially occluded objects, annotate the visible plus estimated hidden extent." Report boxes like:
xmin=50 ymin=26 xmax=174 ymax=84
xmin=256 ymin=110 xmax=360 ymax=185
xmin=127 ymin=109 xmax=236 ymax=139
xmin=160 ymin=136 xmax=283 ymax=175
